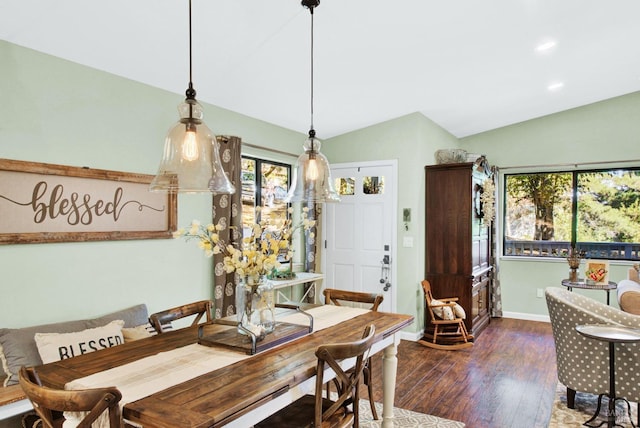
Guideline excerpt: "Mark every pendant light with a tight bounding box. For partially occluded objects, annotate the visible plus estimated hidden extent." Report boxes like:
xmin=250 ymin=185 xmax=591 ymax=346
xmin=285 ymin=0 xmax=340 ymax=203
xmin=150 ymin=0 xmax=235 ymax=195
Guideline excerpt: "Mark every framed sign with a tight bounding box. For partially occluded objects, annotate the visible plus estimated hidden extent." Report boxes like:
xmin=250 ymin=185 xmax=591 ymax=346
xmin=585 ymin=259 xmax=610 ymax=285
xmin=0 ymin=158 xmax=177 ymax=244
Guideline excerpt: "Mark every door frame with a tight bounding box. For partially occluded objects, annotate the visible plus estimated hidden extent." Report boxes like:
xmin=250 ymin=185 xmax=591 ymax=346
xmin=321 ymin=159 xmax=398 ymax=313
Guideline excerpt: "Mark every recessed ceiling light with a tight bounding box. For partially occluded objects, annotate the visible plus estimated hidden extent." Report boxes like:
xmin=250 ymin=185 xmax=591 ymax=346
xmin=536 ymin=40 xmax=557 ymax=52
xmin=547 ymin=82 xmax=564 ymax=91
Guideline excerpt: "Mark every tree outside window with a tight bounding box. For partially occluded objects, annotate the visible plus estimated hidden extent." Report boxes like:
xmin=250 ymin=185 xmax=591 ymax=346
xmin=504 ymin=168 xmax=640 ymax=260
xmin=241 ymin=157 xmax=290 ymax=228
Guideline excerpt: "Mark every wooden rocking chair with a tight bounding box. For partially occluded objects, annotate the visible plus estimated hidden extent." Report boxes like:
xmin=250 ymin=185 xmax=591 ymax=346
xmin=419 ymin=280 xmax=473 ymax=350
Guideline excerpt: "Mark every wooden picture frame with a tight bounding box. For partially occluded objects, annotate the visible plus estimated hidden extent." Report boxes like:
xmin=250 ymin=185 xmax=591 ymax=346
xmin=0 ymin=158 xmax=177 ymax=244
xmin=585 ymin=259 xmax=610 ymax=285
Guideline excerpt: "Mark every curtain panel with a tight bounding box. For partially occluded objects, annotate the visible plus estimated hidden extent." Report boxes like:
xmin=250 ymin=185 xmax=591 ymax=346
xmin=490 ymin=166 xmax=503 ymax=317
xmin=212 ymin=135 xmax=242 ymax=319
xmin=302 ymin=203 xmax=320 ymax=302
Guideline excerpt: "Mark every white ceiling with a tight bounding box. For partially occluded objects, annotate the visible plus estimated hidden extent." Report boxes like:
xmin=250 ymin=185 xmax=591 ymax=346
xmin=2 ymin=0 xmax=640 ymax=139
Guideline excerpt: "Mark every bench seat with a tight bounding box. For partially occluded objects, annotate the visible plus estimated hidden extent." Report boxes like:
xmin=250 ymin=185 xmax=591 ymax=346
xmin=1 ymin=303 xmax=149 ymax=421
xmin=0 ymin=384 xmax=30 ymax=420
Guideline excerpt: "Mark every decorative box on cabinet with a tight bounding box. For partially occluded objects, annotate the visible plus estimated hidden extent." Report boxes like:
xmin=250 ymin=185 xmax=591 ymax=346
xmin=424 ymin=161 xmax=493 ymax=339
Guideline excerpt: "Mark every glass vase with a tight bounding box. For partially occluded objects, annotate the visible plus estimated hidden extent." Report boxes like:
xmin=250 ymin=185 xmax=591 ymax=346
xmin=235 ymin=275 xmax=275 ymax=339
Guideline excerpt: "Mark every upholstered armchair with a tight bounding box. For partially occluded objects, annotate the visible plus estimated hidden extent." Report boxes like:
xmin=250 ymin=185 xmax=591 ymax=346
xmin=545 ymin=287 xmax=640 ymax=408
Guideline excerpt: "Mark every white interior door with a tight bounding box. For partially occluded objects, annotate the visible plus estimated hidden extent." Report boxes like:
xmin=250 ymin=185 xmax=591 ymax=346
xmin=323 ymin=160 xmax=397 ymax=313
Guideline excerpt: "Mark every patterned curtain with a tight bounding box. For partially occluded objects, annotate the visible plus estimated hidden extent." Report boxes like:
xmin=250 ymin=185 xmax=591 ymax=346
xmin=302 ymin=202 xmax=320 ymax=302
xmin=490 ymin=166 xmax=503 ymax=317
xmin=212 ymin=135 xmax=242 ymax=319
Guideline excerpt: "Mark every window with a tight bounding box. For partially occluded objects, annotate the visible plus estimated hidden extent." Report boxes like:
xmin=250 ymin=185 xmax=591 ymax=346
xmin=504 ymin=168 xmax=640 ymax=260
xmin=334 ymin=176 xmax=385 ymax=196
xmin=241 ymin=157 xmax=290 ymax=227
xmin=363 ymin=176 xmax=385 ymax=195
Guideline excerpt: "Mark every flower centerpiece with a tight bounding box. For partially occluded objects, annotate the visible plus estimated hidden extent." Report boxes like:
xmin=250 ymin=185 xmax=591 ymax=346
xmin=174 ymin=207 xmax=315 ymax=339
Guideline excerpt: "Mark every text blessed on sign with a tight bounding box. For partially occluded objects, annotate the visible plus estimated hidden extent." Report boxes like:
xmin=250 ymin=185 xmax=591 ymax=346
xmin=0 ymin=158 xmax=177 ymax=244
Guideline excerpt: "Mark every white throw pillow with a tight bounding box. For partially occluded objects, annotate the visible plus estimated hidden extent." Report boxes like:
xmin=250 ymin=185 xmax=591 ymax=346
xmin=34 ymin=320 xmax=125 ymax=364
xmin=453 ymin=303 xmax=466 ymax=319
xmin=430 ymin=299 xmax=454 ymax=320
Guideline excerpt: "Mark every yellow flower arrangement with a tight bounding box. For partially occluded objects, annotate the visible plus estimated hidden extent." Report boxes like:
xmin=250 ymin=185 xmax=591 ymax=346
xmin=174 ymin=207 xmax=316 ymax=290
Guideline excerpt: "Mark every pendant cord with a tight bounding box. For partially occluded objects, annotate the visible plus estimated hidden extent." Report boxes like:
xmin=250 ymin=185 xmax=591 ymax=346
xmin=189 ymin=0 xmax=193 ymax=87
xmin=309 ymin=6 xmax=315 ymax=134
xmin=302 ymin=0 xmax=320 ymax=141
xmin=186 ymin=0 xmax=195 ymax=124
xmin=186 ymin=0 xmax=196 ymax=101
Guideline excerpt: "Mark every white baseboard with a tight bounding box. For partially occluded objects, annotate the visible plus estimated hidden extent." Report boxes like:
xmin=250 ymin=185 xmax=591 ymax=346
xmin=400 ymin=313 xmax=550 ymax=343
xmin=400 ymin=330 xmax=424 ymax=342
xmin=502 ymin=311 xmax=550 ymax=323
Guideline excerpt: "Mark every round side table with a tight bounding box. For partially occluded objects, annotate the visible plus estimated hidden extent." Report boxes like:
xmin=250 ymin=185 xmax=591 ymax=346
xmin=576 ymin=324 xmax=640 ymax=428
xmin=562 ymin=279 xmax=618 ymax=305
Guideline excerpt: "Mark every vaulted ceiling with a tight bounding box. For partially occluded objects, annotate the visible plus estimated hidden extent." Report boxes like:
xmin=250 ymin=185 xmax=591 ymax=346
xmin=2 ymin=0 xmax=640 ymax=138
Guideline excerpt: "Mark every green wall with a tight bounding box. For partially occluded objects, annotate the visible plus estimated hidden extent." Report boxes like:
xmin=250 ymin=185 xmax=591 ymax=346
xmin=2 ymin=39 xmax=639 ymax=333
xmin=323 ymin=113 xmax=460 ymax=330
xmin=323 ymin=91 xmax=639 ymax=328
xmin=461 ymin=92 xmax=640 ymax=318
xmin=0 ymin=41 xmax=304 ymax=328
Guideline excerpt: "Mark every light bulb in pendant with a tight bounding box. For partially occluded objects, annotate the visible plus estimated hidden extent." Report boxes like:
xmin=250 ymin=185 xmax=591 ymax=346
xmin=306 ymin=157 xmax=319 ymax=180
xmin=182 ymin=123 xmax=198 ymax=161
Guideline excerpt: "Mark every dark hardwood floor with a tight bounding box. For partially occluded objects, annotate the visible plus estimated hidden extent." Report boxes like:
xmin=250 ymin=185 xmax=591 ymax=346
xmin=367 ymin=317 xmax=558 ymax=428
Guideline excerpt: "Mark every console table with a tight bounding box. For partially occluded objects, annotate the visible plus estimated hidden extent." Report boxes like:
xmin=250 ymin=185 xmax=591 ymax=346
xmin=270 ymin=272 xmax=324 ymax=304
xmin=561 ymin=279 xmax=618 ymax=305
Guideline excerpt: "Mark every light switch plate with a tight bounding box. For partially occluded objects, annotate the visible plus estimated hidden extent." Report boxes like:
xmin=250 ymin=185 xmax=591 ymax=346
xmin=403 ymin=236 xmax=414 ymax=248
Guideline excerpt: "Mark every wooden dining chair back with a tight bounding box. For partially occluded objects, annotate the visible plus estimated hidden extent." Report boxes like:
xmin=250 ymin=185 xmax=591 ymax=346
xmin=323 ymin=288 xmax=383 ymax=311
xmin=420 ymin=280 xmax=473 ymax=350
xmin=19 ymin=366 xmax=123 ymax=428
xmin=255 ymin=324 xmax=376 ymax=428
xmin=149 ymin=300 xmax=213 ymax=333
xmin=323 ymin=288 xmax=383 ymax=419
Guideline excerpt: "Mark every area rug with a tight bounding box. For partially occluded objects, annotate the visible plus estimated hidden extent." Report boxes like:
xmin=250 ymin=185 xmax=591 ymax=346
xmin=549 ymin=382 xmax=638 ymax=427
xmin=22 ymin=399 xmax=466 ymax=428
xmin=357 ymin=399 xmax=465 ymax=428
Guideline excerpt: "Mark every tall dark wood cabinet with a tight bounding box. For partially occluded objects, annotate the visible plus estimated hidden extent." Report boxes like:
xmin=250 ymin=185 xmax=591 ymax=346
xmin=424 ymin=161 xmax=493 ymax=338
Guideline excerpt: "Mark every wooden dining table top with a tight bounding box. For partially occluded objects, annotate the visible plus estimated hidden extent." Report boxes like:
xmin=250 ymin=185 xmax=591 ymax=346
xmin=35 ymin=309 xmax=413 ymax=428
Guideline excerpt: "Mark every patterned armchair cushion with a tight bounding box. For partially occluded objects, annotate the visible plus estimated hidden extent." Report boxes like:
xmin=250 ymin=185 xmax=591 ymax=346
xmin=545 ymin=287 xmax=640 ymax=402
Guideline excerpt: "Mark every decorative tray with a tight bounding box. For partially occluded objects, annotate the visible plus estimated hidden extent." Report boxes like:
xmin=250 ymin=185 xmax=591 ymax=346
xmin=198 ymin=305 xmax=313 ymax=355
xmin=198 ymin=322 xmax=310 ymax=355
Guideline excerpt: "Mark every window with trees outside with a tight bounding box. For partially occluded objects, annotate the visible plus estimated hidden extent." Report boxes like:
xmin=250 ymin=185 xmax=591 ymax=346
xmin=241 ymin=156 xmax=290 ymax=228
xmin=504 ymin=168 xmax=640 ymax=261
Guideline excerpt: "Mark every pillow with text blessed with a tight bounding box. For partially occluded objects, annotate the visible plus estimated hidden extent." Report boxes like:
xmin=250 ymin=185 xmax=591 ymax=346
xmin=34 ymin=320 xmax=125 ymax=364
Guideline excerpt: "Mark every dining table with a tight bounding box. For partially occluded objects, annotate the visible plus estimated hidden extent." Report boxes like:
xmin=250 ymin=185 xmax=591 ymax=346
xmin=34 ymin=305 xmax=414 ymax=428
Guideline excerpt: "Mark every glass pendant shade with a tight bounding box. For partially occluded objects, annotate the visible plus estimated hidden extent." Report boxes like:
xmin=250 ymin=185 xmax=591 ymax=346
xmin=285 ymin=135 xmax=340 ymax=203
xmin=150 ymin=99 xmax=235 ymax=194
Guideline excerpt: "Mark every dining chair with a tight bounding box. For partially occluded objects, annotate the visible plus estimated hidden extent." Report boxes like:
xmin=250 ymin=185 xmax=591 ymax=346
xmin=19 ymin=366 xmax=123 ymax=428
xmin=255 ymin=324 xmax=376 ymax=428
xmin=148 ymin=300 xmax=213 ymax=333
xmin=323 ymin=288 xmax=383 ymax=420
xmin=323 ymin=288 xmax=383 ymax=312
